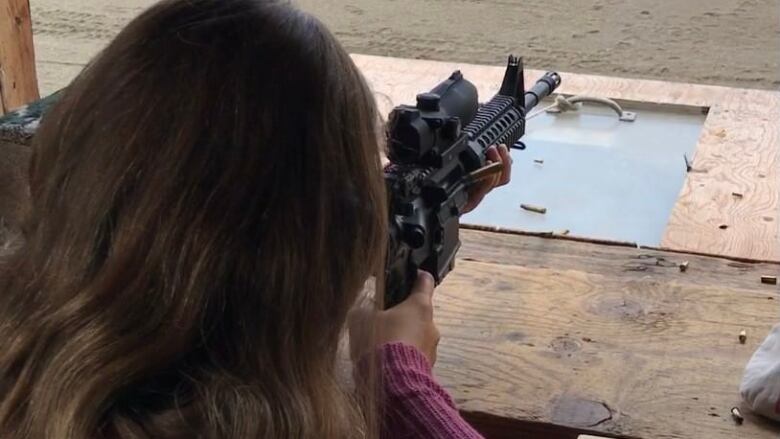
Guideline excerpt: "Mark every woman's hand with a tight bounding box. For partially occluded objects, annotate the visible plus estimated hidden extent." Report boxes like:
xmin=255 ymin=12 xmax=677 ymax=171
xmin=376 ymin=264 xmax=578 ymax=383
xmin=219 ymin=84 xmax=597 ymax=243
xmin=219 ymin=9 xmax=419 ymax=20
xmin=462 ymin=144 xmax=512 ymax=214
xmin=349 ymin=271 xmax=440 ymax=366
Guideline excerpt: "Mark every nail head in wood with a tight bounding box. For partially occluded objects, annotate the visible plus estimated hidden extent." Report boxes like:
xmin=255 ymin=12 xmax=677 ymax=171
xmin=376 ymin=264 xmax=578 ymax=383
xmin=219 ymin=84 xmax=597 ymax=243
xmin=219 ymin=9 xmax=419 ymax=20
xmin=739 ymin=330 xmax=747 ymax=344
xmin=679 ymin=261 xmax=689 ymax=272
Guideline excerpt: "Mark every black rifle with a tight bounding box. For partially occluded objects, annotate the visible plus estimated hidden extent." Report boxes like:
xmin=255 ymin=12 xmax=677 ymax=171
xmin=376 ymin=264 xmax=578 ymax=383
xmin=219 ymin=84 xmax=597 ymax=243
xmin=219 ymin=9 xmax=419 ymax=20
xmin=384 ymin=56 xmax=560 ymax=307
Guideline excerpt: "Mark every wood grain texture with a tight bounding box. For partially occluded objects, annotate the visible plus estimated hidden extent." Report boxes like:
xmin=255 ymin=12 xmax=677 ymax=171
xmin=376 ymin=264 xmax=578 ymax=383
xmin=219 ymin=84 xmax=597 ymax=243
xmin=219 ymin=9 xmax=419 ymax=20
xmin=351 ymin=54 xmax=780 ymax=262
xmin=434 ymin=228 xmax=780 ymax=439
xmin=0 ymin=0 xmax=39 ymax=114
xmin=664 ymin=99 xmax=780 ymax=263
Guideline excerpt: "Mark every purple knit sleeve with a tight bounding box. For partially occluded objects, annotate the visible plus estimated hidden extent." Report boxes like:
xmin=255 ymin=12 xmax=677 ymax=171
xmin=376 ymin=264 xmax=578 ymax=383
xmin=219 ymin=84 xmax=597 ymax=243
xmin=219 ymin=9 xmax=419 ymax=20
xmin=379 ymin=342 xmax=484 ymax=439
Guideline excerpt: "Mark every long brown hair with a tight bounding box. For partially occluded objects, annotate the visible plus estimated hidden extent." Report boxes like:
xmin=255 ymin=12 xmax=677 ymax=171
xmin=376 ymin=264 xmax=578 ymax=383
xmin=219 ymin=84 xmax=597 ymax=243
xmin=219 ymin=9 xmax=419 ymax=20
xmin=0 ymin=0 xmax=387 ymax=437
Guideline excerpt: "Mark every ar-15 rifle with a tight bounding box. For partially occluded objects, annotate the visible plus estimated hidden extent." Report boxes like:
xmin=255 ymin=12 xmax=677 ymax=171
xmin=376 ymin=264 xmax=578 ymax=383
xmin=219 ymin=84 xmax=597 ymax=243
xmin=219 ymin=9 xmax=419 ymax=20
xmin=384 ymin=56 xmax=561 ymax=307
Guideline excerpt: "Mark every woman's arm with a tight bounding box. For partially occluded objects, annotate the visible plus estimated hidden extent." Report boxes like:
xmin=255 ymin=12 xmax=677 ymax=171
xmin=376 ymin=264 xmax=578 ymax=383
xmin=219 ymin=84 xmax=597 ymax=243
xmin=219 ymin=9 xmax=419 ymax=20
xmin=350 ymin=272 xmax=484 ymax=439
xmin=379 ymin=342 xmax=484 ymax=439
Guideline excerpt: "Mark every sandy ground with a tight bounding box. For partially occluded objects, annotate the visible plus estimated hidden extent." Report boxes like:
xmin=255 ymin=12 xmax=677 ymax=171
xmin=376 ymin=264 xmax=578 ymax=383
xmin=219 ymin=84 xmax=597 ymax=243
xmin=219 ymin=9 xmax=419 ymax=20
xmin=28 ymin=0 xmax=780 ymax=96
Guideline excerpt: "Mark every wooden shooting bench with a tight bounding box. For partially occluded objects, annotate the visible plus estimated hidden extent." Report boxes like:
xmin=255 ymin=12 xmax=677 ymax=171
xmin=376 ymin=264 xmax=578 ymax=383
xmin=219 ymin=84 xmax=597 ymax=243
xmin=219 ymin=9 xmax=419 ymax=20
xmin=0 ymin=4 xmax=778 ymax=435
xmin=353 ymin=55 xmax=780 ymax=438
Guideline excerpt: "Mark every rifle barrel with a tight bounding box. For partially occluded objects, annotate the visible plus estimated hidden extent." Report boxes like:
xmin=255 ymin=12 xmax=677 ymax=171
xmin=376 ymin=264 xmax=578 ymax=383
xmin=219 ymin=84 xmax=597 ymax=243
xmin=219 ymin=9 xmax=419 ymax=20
xmin=524 ymin=72 xmax=562 ymax=110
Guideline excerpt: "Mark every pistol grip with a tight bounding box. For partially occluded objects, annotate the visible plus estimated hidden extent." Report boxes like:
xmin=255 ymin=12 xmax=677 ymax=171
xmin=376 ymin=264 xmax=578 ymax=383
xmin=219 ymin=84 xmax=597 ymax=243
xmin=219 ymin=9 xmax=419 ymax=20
xmin=384 ymin=258 xmax=417 ymax=309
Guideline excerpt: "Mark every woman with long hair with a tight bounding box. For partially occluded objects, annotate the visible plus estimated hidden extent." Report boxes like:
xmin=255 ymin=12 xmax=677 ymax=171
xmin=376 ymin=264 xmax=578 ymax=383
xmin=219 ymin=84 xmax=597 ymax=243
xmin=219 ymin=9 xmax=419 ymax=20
xmin=0 ymin=1 xmax=510 ymax=437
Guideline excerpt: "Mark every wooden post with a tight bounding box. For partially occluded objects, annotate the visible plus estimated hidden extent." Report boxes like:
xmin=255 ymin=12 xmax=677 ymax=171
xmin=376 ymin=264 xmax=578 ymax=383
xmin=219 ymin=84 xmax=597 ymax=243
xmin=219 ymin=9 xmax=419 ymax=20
xmin=0 ymin=0 xmax=39 ymax=115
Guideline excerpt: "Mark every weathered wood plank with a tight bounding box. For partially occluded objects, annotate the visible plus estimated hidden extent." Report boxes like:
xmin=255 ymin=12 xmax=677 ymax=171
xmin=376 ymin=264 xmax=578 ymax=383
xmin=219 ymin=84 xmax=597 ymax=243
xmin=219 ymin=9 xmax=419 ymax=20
xmin=434 ymin=229 xmax=779 ymax=439
xmin=0 ymin=0 xmax=39 ymax=114
xmin=351 ymin=54 xmax=780 ymax=262
xmin=458 ymin=228 xmax=780 ymax=291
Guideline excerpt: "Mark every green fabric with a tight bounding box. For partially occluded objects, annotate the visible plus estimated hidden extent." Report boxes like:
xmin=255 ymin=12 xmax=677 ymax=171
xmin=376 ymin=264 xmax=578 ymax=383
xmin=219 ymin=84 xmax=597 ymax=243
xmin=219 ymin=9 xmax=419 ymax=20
xmin=0 ymin=91 xmax=63 ymax=145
